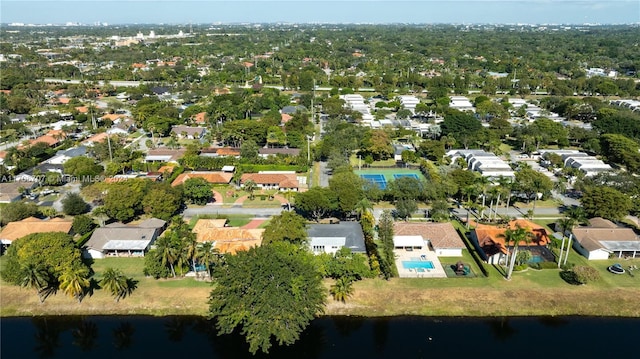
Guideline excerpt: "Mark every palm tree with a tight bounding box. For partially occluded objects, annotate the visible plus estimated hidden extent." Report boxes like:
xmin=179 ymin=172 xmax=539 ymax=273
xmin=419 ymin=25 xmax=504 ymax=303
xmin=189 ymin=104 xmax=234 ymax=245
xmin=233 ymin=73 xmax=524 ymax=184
xmin=499 ymin=224 xmax=534 ymax=280
xmin=59 ymin=266 xmax=90 ymax=303
xmin=244 ymin=179 xmax=257 ymax=200
xmin=100 ymin=267 xmax=136 ymax=302
xmin=156 ymin=236 xmax=178 ymax=277
xmin=354 ymin=198 xmax=373 ymax=220
xmin=183 ymin=234 xmax=199 ymax=273
xmin=72 ymin=320 xmax=98 ymax=351
xmin=195 ymin=242 xmax=220 ymax=277
xmin=19 ymin=263 xmax=50 ymax=303
xmin=556 ymin=217 xmax=577 ymax=268
xmin=330 ymin=277 xmax=354 ymax=303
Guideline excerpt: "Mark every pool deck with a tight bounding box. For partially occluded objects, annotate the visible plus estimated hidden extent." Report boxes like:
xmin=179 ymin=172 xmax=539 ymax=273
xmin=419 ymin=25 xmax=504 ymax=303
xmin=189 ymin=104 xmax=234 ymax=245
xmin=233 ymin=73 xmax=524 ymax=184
xmin=394 ymin=248 xmax=447 ymax=278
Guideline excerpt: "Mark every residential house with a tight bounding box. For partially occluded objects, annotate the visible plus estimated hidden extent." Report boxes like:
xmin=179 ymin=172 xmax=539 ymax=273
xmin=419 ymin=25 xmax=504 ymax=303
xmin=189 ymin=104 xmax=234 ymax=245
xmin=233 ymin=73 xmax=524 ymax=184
xmin=144 ymin=148 xmax=186 ymax=164
xmin=571 ymin=217 xmax=640 ymax=260
xmin=192 ymin=112 xmax=207 ymax=125
xmin=306 ymin=222 xmax=366 ymax=255
xmin=0 ymin=217 xmax=73 ymax=250
xmin=45 ymin=146 xmax=88 ymax=165
xmin=171 ymin=171 xmax=233 ymax=187
xmin=0 ymin=181 xmax=38 ymax=203
xmin=192 ymin=218 xmax=263 ymax=255
xmin=240 ymin=172 xmax=300 ymax=191
xmin=470 ymin=219 xmax=551 ymax=264
xmin=83 ymin=218 xmax=167 ymax=258
xmin=258 ymin=148 xmax=301 ymax=158
xmin=170 ymin=125 xmax=206 ymax=140
xmin=393 ymin=222 xmax=465 ymax=256
xmin=82 ymin=132 xmax=109 ymax=146
xmin=14 ymin=163 xmax=64 ymax=183
xmin=446 ymin=149 xmax=515 ymax=180
xmin=199 ymin=147 xmax=241 ymax=158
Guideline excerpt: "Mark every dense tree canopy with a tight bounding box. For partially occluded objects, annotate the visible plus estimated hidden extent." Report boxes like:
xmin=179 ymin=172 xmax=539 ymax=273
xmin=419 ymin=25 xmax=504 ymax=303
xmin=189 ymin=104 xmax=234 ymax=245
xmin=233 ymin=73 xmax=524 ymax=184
xmin=208 ymin=242 xmax=326 ymax=354
xmin=1 ymin=232 xmax=85 ymax=286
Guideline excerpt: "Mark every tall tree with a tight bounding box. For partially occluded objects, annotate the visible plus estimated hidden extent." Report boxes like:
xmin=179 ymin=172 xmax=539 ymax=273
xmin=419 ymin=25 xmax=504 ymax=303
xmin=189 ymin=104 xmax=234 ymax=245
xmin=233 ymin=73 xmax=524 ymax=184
xmin=262 ymin=211 xmax=308 ymax=245
xmin=377 ymin=210 xmax=397 ymax=278
xmin=208 ymin=242 xmax=326 ymax=354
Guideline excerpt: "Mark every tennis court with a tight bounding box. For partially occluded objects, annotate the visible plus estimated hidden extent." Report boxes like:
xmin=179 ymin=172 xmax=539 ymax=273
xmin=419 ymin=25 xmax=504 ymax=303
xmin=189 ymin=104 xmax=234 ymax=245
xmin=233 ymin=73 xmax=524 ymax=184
xmin=360 ymin=174 xmax=387 ymax=189
xmin=393 ymin=173 xmax=420 ymax=180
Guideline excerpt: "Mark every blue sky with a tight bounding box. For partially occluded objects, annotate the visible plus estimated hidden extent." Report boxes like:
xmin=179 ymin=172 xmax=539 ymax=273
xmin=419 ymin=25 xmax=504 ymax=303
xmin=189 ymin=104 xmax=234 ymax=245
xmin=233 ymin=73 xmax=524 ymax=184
xmin=1 ymin=1 xmax=638 ymax=25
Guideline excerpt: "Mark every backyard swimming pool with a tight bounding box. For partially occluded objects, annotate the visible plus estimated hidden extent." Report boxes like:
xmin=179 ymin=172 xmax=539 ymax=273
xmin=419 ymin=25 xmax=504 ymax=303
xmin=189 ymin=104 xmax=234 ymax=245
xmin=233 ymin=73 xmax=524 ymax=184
xmin=402 ymin=260 xmax=436 ymax=269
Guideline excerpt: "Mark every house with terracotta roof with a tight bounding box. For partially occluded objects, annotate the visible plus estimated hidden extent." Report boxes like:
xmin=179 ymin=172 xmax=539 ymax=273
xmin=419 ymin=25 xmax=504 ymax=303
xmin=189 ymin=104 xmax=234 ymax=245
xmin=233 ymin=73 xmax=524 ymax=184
xmin=192 ymin=218 xmax=263 ymax=255
xmin=82 ymin=132 xmax=109 ymax=146
xmin=470 ymin=219 xmax=551 ymax=265
xmin=393 ymin=222 xmax=465 ymax=257
xmin=83 ymin=218 xmax=167 ymax=258
xmin=199 ymin=147 xmax=241 ymax=158
xmin=192 ymin=112 xmax=207 ymax=125
xmin=0 ymin=217 xmax=73 ymax=249
xmin=571 ymin=217 xmax=640 ymax=260
xmin=240 ymin=172 xmax=300 ymax=191
xmin=171 ymin=171 xmax=233 ymax=187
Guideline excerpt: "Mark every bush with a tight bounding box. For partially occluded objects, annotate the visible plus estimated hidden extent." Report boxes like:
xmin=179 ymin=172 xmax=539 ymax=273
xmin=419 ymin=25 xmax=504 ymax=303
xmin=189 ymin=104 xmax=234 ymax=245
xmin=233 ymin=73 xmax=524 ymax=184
xmin=62 ymin=193 xmax=89 ymax=215
xmin=538 ymin=261 xmax=560 ymax=270
xmin=72 ymin=214 xmax=96 ymax=235
xmin=513 ymin=264 xmax=528 ymax=272
xmin=572 ymin=265 xmax=601 ymax=284
xmin=143 ymin=250 xmax=170 ymax=279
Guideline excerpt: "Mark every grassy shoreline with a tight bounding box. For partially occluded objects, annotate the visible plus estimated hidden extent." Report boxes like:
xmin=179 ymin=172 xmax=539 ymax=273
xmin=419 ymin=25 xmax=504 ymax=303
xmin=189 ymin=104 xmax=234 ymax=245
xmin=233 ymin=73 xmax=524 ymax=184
xmin=3 ymin=277 xmax=639 ymax=318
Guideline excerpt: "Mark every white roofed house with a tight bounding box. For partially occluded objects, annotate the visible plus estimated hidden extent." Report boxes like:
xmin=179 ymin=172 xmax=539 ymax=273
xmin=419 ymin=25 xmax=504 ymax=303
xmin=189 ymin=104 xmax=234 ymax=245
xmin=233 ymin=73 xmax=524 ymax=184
xmin=83 ymin=218 xmax=167 ymax=259
xmin=446 ymin=149 xmax=515 ymax=180
xmin=449 ymin=96 xmax=475 ymax=113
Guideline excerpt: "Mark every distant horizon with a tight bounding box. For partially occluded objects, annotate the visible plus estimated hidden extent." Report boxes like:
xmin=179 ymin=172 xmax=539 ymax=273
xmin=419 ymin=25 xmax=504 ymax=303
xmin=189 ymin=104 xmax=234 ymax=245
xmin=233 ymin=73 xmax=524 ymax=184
xmin=1 ymin=1 xmax=639 ymax=26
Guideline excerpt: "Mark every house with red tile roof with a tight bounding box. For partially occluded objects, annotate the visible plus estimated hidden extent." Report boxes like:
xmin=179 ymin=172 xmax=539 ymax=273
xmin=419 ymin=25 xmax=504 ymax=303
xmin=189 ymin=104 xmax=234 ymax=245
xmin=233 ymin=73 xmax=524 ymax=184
xmin=192 ymin=218 xmax=263 ymax=255
xmin=171 ymin=171 xmax=233 ymax=187
xmin=240 ymin=172 xmax=300 ymax=191
xmin=193 ymin=112 xmax=207 ymax=125
xmin=470 ymin=219 xmax=551 ymax=265
xmin=0 ymin=217 xmax=73 ymax=249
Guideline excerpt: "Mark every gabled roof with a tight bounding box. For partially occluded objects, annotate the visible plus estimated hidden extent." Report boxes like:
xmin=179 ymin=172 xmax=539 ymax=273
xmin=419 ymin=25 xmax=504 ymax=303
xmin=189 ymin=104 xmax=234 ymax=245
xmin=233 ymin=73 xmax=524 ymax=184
xmin=306 ymin=222 xmax=366 ymax=253
xmin=191 ymin=220 xmax=264 ymax=255
xmin=473 ymin=219 xmax=550 ymax=255
xmin=572 ymin=218 xmax=639 ymax=252
xmin=0 ymin=217 xmax=73 ymax=242
xmin=240 ymin=173 xmax=299 ymax=188
xmin=393 ymin=222 xmax=465 ymax=249
xmin=171 ymin=171 xmax=233 ymax=187
xmin=85 ymin=227 xmax=157 ymax=251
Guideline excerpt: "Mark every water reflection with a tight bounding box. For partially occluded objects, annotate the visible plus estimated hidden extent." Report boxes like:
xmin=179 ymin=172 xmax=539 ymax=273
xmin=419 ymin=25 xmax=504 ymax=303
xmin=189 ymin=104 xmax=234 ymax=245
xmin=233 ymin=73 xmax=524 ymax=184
xmin=112 ymin=322 xmax=134 ymax=350
xmin=1 ymin=316 xmax=638 ymax=359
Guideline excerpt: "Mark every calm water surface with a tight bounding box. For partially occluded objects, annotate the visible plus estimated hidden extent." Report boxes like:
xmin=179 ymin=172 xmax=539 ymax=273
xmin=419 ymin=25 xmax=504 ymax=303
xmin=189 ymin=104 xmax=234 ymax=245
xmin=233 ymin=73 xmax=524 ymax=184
xmin=1 ymin=315 xmax=639 ymax=359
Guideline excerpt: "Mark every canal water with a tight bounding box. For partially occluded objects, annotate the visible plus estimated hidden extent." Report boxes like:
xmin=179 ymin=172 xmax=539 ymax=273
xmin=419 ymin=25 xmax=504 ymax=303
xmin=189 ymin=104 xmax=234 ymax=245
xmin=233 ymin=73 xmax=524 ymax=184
xmin=1 ymin=315 xmax=638 ymax=358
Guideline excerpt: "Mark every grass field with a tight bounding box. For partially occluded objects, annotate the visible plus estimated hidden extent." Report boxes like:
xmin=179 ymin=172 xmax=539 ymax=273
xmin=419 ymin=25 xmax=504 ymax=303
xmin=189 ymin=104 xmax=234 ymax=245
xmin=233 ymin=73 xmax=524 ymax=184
xmin=2 ymin=231 xmax=640 ymax=317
